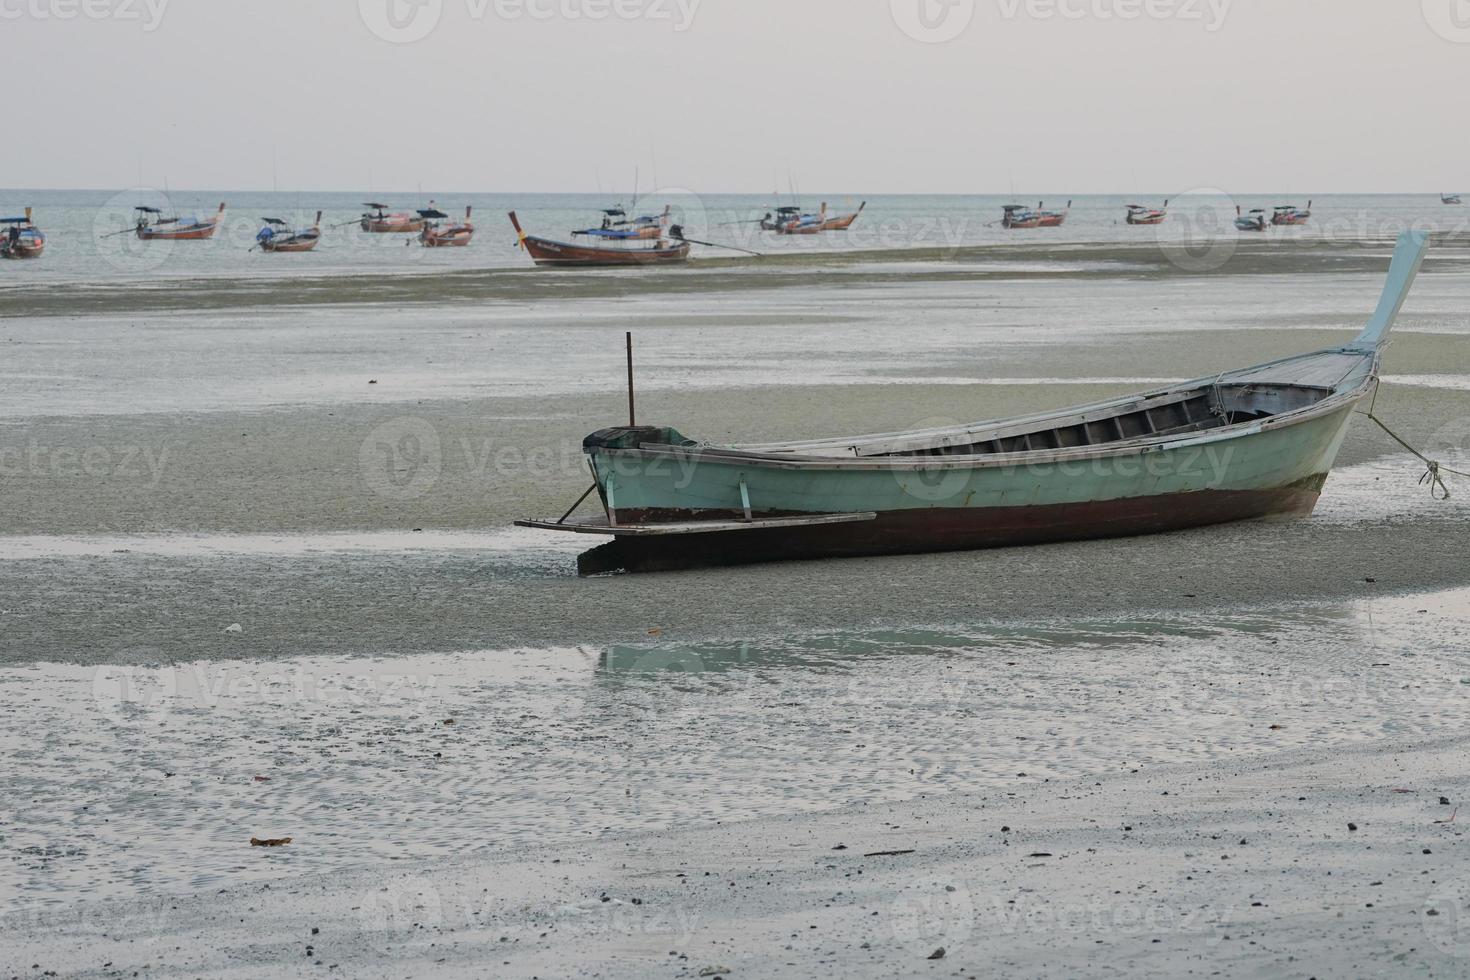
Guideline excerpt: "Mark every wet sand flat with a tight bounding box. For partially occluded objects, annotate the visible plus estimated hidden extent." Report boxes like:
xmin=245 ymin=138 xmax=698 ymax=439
xmin=3 ymin=238 xmax=1470 ymax=976
xmin=5 ymin=735 xmax=1468 ymax=978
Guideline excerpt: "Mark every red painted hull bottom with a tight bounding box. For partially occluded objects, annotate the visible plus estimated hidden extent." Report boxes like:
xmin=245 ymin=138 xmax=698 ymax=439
xmin=522 ymin=234 xmax=691 ymax=267
xmin=575 ymin=477 xmax=1326 ymax=575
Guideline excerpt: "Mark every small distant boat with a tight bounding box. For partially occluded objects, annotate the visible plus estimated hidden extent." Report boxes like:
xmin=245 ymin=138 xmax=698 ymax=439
xmin=418 ymin=206 xmax=475 ymax=247
xmin=760 ymin=204 xmax=826 ymax=235
xmin=819 ymin=201 xmax=866 ymax=232
xmin=509 ymin=211 xmax=691 ymax=268
xmin=135 ymin=203 xmax=225 ymax=241
xmin=255 ymin=212 xmax=322 ymax=253
xmin=0 ymin=208 xmax=45 ymax=259
xmin=1036 ymin=200 xmax=1071 ymax=227
xmin=576 ymin=206 xmax=669 ymax=241
xmin=1001 ymin=204 xmax=1042 ymax=229
xmin=518 ymin=231 xmax=1431 ymax=575
xmin=1235 ymin=207 xmax=1269 ymax=232
xmin=1125 ymin=201 xmax=1168 ymax=225
xmin=359 ymin=203 xmax=425 ymax=234
xmin=1272 ymin=201 xmax=1312 ymax=226
xmin=1442 ymin=193 xmax=1462 ymax=205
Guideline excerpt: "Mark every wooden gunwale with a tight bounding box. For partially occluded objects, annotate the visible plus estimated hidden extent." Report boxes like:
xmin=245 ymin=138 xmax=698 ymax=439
xmin=595 ymin=374 xmax=1373 ymax=475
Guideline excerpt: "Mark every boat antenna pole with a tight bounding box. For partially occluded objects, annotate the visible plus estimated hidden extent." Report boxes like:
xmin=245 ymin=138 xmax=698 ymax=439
xmin=626 ymin=332 xmax=636 ymax=427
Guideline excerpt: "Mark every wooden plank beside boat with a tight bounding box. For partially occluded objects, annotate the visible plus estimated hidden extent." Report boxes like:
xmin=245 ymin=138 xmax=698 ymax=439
xmin=518 ymin=231 xmax=1431 ymax=575
xmin=509 ymin=211 xmax=691 ymax=267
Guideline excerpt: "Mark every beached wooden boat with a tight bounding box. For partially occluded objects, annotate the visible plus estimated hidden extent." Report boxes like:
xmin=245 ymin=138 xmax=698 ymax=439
xmin=1037 ymin=200 xmax=1071 ymax=227
xmin=1125 ymin=201 xmax=1168 ymax=225
xmin=509 ymin=211 xmax=691 ymax=267
xmin=518 ymin=231 xmax=1430 ymax=574
xmin=0 ymin=208 xmax=45 ymax=258
xmin=1235 ymin=207 xmax=1268 ymax=232
xmin=418 ymin=206 xmax=475 ymax=247
xmin=135 ymin=203 xmax=225 ymax=240
xmin=359 ymin=203 xmax=425 ymax=233
xmin=255 ymin=212 xmax=322 ymax=253
xmin=1272 ymin=201 xmax=1312 ymax=226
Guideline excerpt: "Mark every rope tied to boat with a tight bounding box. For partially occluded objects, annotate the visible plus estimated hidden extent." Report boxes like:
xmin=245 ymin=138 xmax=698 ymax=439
xmin=1360 ymin=410 xmax=1469 ymax=500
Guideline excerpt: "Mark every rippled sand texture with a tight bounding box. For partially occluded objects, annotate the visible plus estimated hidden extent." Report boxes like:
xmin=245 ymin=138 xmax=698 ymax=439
xmin=2 ymin=587 xmax=1467 ymax=908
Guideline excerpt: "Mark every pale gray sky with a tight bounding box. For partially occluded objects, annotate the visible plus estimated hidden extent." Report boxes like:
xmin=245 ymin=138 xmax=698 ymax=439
xmin=8 ymin=0 xmax=1468 ymax=192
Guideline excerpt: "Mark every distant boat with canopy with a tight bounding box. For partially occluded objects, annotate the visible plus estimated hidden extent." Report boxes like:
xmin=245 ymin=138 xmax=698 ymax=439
xmin=133 ymin=203 xmax=226 ymax=240
xmin=255 ymin=212 xmax=323 ymax=253
xmin=0 ymin=208 xmax=45 ymax=259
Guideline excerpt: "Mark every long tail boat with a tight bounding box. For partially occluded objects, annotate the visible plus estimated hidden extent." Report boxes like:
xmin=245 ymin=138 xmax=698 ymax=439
xmin=1036 ymin=200 xmax=1071 ymax=227
xmin=819 ymin=201 xmax=866 ymax=231
xmin=359 ymin=203 xmax=425 ymax=233
xmin=760 ymin=204 xmax=826 ymax=235
xmin=135 ymin=203 xmax=225 ymax=241
xmin=509 ymin=211 xmax=691 ymax=267
xmin=1001 ymin=204 xmax=1042 ymax=229
xmin=0 ymin=208 xmax=45 ymax=259
xmin=255 ymin=212 xmax=322 ymax=253
xmin=575 ymin=205 xmax=669 ymax=241
xmin=1235 ymin=206 xmax=1268 ymax=232
xmin=518 ymin=231 xmax=1430 ymax=574
xmin=1125 ymin=201 xmax=1168 ymax=225
xmin=1272 ymin=201 xmax=1313 ymax=226
xmin=1443 ymin=193 xmax=1463 ymax=205
xmin=418 ymin=206 xmax=475 ymax=247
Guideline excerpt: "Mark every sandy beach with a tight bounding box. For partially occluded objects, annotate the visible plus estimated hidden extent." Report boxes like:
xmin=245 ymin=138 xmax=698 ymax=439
xmin=5 ymin=736 xmax=1468 ymax=978
xmin=3 ymin=238 xmax=1469 ymax=977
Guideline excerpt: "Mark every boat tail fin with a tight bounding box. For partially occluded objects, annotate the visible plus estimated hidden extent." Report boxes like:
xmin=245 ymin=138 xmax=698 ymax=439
xmin=1351 ymin=230 xmax=1430 ymax=350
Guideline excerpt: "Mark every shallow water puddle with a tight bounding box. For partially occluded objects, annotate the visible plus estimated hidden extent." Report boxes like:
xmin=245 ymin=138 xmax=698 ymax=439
xmin=2 ymin=586 xmax=1468 ymax=910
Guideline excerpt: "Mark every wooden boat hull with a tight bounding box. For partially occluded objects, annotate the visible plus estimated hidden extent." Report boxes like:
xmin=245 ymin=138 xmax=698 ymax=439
xmin=574 ymin=476 xmax=1328 ymax=574
xmin=571 ymin=398 xmax=1356 ymax=574
xmin=362 ymin=217 xmax=425 ymax=233
xmin=520 ymin=234 xmax=691 ymax=267
xmin=519 ymin=231 xmax=1430 ymax=574
xmin=138 ymin=223 xmax=219 ymax=241
xmin=820 ymin=204 xmax=866 ymax=231
xmin=1003 ymin=217 xmax=1042 ymax=229
xmin=1037 ymin=214 xmax=1067 ymax=227
xmin=260 ymin=238 xmax=319 ymax=253
xmin=0 ymin=241 xmax=44 ymax=259
xmin=1126 ymin=212 xmax=1166 ymax=225
xmin=421 ymin=229 xmax=474 ymax=247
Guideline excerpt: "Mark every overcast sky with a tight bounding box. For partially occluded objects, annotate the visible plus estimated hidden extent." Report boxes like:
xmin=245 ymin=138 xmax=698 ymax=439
xmin=7 ymin=0 xmax=1467 ymax=193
